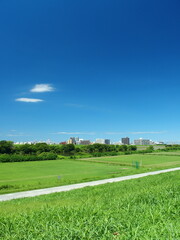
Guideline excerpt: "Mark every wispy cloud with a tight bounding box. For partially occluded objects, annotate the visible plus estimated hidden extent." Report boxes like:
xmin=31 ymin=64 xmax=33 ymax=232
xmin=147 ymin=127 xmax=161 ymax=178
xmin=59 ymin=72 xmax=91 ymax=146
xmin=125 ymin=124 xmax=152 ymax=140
xmin=52 ymin=131 xmax=166 ymax=136
xmin=30 ymin=84 xmax=55 ymax=93
xmin=6 ymin=134 xmax=23 ymax=137
xmin=6 ymin=132 xmax=29 ymax=137
xmin=65 ymin=103 xmax=85 ymax=108
xmin=105 ymin=132 xmax=125 ymax=135
xmin=15 ymin=98 xmax=44 ymax=103
xmin=65 ymin=103 xmax=113 ymax=113
xmin=105 ymin=131 xmax=166 ymax=135
xmin=130 ymin=131 xmax=166 ymax=134
xmin=53 ymin=131 xmax=96 ymax=135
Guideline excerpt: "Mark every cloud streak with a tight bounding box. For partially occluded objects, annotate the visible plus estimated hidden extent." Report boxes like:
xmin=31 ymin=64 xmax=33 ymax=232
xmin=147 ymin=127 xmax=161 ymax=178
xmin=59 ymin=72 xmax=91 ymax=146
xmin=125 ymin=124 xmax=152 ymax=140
xmin=30 ymin=84 xmax=55 ymax=93
xmin=65 ymin=103 xmax=113 ymax=113
xmin=65 ymin=103 xmax=85 ymax=108
xmin=7 ymin=134 xmax=24 ymax=137
xmin=105 ymin=131 xmax=166 ymax=135
xmin=6 ymin=131 xmax=29 ymax=137
xmin=53 ymin=131 xmax=96 ymax=135
xmin=15 ymin=98 xmax=44 ymax=103
xmin=130 ymin=131 xmax=166 ymax=134
xmin=52 ymin=131 xmax=166 ymax=136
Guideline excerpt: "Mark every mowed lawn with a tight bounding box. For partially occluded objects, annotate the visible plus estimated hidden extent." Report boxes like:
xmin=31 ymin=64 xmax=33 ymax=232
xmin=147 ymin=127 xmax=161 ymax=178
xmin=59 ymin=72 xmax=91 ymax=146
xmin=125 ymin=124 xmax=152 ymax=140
xmin=0 ymin=153 xmax=180 ymax=194
xmin=149 ymin=151 xmax=180 ymax=156
xmin=0 ymin=171 xmax=179 ymax=239
xmin=0 ymin=159 xmax=134 ymax=194
xmin=78 ymin=154 xmax=180 ymax=168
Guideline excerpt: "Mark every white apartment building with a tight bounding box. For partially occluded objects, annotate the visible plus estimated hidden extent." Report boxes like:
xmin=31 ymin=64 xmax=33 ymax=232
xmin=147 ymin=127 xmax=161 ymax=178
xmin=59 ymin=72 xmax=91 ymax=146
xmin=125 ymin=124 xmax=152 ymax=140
xmin=134 ymin=138 xmax=151 ymax=145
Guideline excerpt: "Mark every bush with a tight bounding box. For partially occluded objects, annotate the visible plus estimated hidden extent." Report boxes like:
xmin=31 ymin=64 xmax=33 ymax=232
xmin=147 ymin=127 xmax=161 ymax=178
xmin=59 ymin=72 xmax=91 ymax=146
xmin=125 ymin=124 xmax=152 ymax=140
xmin=0 ymin=154 xmax=37 ymax=162
xmin=0 ymin=152 xmax=58 ymax=163
xmin=37 ymin=152 xmax=58 ymax=160
xmin=0 ymin=141 xmax=14 ymax=154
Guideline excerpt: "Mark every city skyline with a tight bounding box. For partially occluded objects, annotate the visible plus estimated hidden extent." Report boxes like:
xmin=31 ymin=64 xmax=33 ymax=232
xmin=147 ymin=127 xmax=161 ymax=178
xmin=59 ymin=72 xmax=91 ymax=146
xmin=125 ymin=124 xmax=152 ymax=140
xmin=1 ymin=1 xmax=180 ymax=143
xmin=10 ymin=135 xmax=168 ymax=145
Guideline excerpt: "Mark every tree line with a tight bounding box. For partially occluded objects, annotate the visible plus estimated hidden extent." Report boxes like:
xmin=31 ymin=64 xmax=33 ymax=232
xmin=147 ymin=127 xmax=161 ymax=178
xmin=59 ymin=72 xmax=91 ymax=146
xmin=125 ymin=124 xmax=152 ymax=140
xmin=0 ymin=141 xmax=137 ymax=154
xmin=0 ymin=141 xmax=138 ymax=162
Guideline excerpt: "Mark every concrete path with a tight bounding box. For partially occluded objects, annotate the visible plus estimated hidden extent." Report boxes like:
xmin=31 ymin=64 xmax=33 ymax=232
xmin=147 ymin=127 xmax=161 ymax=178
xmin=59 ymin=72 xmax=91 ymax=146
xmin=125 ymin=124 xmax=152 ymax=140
xmin=0 ymin=167 xmax=179 ymax=202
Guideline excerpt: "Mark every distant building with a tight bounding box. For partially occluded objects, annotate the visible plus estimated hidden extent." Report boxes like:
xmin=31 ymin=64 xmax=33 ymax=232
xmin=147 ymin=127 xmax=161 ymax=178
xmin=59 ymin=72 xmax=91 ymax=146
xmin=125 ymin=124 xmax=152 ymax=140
xmin=75 ymin=137 xmax=79 ymax=142
xmin=79 ymin=140 xmax=91 ymax=145
xmin=95 ymin=139 xmax=110 ymax=144
xmin=95 ymin=139 xmax=105 ymax=144
xmin=121 ymin=137 xmax=130 ymax=145
xmin=105 ymin=139 xmax=110 ymax=145
xmin=134 ymin=138 xmax=150 ymax=145
xmin=67 ymin=137 xmax=76 ymax=144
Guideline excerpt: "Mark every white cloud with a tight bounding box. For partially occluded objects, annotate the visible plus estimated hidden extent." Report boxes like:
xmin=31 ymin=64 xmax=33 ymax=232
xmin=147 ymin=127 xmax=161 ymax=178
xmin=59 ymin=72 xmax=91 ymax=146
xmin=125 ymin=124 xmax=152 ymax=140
xmin=64 ymin=103 xmax=112 ymax=113
xmin=7 ymin=134 xmax=23 ymax=137
xmin=15 ymin=98 xmax=44 ymax=103
xmin=53 ymin=132 xmax=96 ymax=135
xmin=65 ymin=103 xmax=84 ymax=108
xmin=30 ymin=84 xmax=55 ymax=93
xmin=130 ymin=131 xmax=166 ymax=134
xmin=6 ymin=131 xmax=28 ymax=137
xmin=105 ymin=131 xmax=166 ymax=135
xmin=105 ymin=132 xmax=125 ymax=135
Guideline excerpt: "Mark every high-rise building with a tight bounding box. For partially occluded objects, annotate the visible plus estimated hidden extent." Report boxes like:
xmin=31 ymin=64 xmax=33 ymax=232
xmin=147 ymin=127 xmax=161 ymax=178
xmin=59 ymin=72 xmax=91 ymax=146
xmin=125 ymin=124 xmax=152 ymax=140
xmin=121 ymin=137 xmax=130 ymax=145
xmin=75 ymin=137 xmax=79 ymax=142
xmin=79 ymin=140 xmax=91 ymax=145
xmin=134 ymin=138 xmax=150 ymax=145
xmin=95 ymin=139 xmax=105 ymax=144
xmin=95 ymin=139 xmax=110 ymax=144
xmin=105 ymin=139 xmax=110 ymax=144
xmin=67 ymin=137 xmax=76 ymax=144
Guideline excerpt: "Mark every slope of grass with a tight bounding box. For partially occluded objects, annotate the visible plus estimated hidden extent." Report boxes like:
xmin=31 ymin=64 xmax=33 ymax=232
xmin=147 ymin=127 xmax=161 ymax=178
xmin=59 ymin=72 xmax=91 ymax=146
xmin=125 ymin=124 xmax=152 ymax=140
xmin=0 ymin=159 xmax=132 ymax=194
xmin=0 ymin=171 xmax=179 ymax=239
xmin=149 ymin=151 xmax=180 ymax=156
xmin=0 ymin=154 xmax=180 ymax=194
xmin=76 ymin=154 xmax=180 ymax=167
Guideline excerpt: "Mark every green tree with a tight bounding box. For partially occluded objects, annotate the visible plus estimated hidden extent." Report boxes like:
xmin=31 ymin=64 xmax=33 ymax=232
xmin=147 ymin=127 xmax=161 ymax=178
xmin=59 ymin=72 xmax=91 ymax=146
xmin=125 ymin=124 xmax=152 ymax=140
xmin=118 ymin=145 xmax=128 ymax=152
xmin=147 ymin=145 xmax=154 ymax=152
xmin=16 ymin=144 xmax=36 ymax=155
xmin=34 ymin=143 xmax=50 ymax=154
xmin=0 ymin=140 xmax=14 ymax=154
xmin=128 ymin=145 xmax=137 ymax=151
xmin=61 ymin=144 xmax=75 ymax=155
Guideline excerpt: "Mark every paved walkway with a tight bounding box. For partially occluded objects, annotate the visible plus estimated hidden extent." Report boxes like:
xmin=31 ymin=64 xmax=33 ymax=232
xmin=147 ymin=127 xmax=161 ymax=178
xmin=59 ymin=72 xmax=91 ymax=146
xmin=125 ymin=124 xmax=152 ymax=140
xmin=0 ymin=167 xmax=179 ymax=202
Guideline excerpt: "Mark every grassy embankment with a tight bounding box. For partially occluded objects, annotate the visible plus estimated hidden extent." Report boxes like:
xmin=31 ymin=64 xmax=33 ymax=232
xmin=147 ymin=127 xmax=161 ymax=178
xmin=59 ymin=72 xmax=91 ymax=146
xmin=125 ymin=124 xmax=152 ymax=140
xmin=0 ymin=153 xmax=180 ymax=194
xmin=149 ymin=151 xmax=180 ymax=156
xmin=0 ymin=171 xmax=179 ymax=239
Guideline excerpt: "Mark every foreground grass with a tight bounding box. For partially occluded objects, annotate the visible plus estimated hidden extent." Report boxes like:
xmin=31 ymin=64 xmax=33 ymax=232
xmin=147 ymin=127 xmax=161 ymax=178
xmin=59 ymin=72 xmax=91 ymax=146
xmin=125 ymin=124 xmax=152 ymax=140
xmin=0 ymin=171 xmax=179 ymax=239
xmin=0 ymin=154 xmax=180 ymax=194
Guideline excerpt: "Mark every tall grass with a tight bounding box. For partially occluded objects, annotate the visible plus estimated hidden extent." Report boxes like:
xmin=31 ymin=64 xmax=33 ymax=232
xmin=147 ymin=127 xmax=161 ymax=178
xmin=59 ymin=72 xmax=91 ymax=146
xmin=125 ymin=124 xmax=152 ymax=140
xmin=0 ymin=171 xmax=179 ymax=239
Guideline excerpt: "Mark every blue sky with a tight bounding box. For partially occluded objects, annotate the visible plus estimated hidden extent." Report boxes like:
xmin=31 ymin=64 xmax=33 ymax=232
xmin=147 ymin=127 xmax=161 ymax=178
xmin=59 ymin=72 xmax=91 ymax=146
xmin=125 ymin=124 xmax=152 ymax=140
xmin=0 ymin=0 xmax=180 ymax=143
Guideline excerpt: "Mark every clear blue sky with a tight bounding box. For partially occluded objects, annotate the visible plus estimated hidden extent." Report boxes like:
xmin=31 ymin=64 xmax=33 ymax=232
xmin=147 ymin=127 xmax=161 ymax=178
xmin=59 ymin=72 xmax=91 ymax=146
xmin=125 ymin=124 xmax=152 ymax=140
xmin=0 ymin=0 xmax=180 ymax=143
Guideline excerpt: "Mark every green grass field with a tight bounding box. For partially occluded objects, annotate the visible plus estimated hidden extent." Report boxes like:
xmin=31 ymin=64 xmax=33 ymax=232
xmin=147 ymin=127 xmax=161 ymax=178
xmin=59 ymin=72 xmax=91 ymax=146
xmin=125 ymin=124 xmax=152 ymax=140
xmin=0 ymin=159 xmax=131 ymax=194
xmin=0 ymin=171 xmax=179 ymax=239
xmin=78 ymin=154 xmax=180 ymax=167
xmin=0 ymin=153 xmax=180 ymax=194
xmin=149 ymin=151 xmax=180 ymax=156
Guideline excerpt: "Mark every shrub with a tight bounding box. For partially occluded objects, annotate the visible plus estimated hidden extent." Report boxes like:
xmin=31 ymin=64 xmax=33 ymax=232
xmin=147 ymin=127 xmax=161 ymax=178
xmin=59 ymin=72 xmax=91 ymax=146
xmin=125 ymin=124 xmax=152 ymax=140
xmin=37 ymin=152 xmax=57 ymax=160
xmin=0 ymin=152 xmax=57 ymax=163
xmin=0 ymin=154 xmax=38 ymax=162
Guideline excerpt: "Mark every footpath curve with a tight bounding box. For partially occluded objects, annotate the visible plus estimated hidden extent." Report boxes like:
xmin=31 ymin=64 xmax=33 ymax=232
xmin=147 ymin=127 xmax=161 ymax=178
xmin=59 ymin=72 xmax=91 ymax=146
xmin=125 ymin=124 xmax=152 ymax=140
xmin=0 ymin=167 xmax=180 ymax=202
